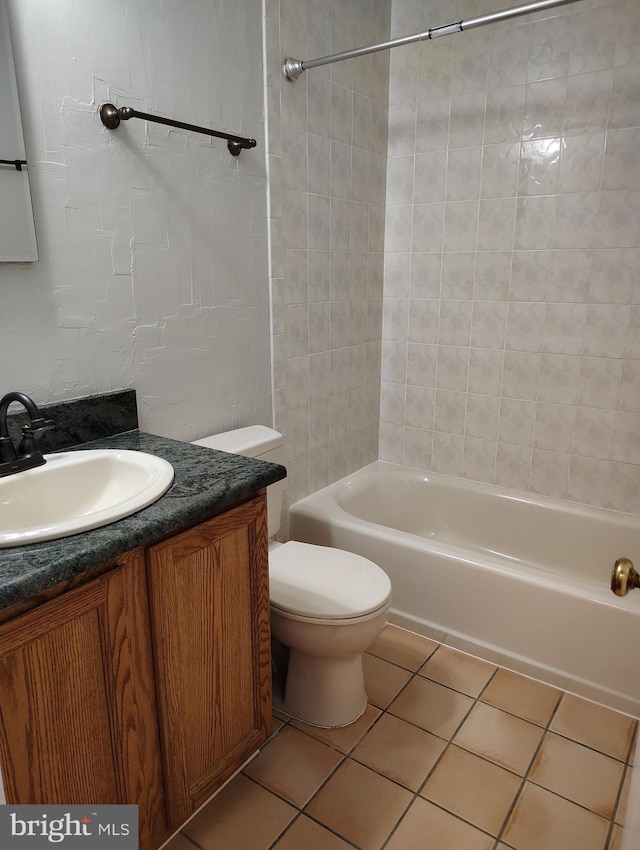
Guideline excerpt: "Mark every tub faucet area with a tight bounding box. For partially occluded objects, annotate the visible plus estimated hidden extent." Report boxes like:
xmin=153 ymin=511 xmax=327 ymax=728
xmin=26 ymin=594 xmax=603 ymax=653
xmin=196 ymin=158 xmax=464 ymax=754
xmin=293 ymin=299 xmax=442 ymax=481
xmin=0 ymin=392 xmax=55 ymax=478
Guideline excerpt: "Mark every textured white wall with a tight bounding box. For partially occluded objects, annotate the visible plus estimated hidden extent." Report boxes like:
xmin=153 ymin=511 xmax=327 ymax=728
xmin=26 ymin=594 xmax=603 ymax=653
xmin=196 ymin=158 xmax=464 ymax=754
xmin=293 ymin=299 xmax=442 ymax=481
xmin=1 ymin=0 xmax=272 ymax=440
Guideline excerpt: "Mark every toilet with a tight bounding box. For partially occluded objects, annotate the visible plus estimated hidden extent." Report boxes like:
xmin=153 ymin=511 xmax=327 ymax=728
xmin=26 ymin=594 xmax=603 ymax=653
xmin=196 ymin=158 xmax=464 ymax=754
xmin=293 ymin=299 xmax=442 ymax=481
xmin=192 ymin=426 xmax=392 ymax=728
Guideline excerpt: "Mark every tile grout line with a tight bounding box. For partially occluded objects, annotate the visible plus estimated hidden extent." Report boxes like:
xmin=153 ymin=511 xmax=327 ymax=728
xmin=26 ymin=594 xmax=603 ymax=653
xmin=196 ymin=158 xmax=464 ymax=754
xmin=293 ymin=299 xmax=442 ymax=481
xmin=375 ymin=640 xmax=634 ymax=848
xmin=377 ymin=646 xmax=638 ymax=762
xmin=604 ymin=746 xmax=637 ymax=850
xmin=248 ymin=633 xmax=639 ymax=850
xmin=492 ymin=684 xmax=565 ymax=847
xmin=490 ymin=682 xmax=632 ymax=849
xmin=376 ymin=656 xmax=501 ymax=847
xmin=174 ymin=832 xmax=205 ymax=850
xmin=378 ymin=661 xmax=506 ymax=849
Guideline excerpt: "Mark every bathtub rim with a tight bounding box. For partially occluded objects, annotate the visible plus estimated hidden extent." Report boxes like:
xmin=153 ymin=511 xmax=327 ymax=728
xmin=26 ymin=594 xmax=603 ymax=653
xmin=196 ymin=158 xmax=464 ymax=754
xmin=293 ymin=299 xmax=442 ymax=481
xmin=326 ymin=460 xmax=640 ymax=532
xmin=288 ymin=460 xmax=640 ymax=719
xmin=290 ymin=460 xmax=640 ymax=607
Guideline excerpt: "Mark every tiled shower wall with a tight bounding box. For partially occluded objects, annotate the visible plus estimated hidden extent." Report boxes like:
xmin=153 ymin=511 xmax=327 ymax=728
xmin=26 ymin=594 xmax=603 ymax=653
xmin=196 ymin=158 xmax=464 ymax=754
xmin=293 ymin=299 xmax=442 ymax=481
xmin=380 ymin=0 xmax=640 ymax=512
xmin=264 ymin=0 xmax=391 ymax=524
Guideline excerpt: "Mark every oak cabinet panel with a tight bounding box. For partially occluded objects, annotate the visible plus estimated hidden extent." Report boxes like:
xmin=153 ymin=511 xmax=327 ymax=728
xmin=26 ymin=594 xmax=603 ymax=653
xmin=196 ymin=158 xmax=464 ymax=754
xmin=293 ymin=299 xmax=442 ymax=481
xmin=0 ymin=492 xmax=271 ymax=849
xmin=147 ymin=495 xmax=271 ymax=829
xmin=0 ymin=550 xmax=167 ymax=850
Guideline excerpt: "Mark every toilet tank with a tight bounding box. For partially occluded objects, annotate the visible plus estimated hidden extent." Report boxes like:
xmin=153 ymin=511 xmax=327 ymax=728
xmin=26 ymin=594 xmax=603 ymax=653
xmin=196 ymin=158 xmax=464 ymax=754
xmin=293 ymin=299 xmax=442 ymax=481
xmin=192 ymin=426 xmax=285 ymax=539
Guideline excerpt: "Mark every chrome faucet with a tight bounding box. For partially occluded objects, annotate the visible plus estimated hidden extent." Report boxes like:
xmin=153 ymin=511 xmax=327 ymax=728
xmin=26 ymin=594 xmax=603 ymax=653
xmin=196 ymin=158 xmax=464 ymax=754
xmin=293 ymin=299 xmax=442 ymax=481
xmin=0 ymin=392 xmax=56 ymax=478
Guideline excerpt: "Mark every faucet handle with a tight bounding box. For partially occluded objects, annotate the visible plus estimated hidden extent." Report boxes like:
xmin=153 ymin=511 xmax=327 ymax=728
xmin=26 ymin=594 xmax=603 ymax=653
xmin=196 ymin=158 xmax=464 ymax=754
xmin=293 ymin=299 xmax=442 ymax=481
xmin=18 ymin=418 xmax=56 ymax=459
xmin=22 ymin=417 xmax=56 ymax=434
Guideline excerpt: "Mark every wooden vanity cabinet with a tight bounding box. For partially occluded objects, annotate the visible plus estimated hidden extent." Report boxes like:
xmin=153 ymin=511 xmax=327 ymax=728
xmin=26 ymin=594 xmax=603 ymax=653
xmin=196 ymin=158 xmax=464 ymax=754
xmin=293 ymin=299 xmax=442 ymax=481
xmin=147 ymin=494 xmax=272 ymax=830
xmin=0 ymin=548 xmax=167 ymax=849
xmin=0 ymin=492 xmax=272 ymax=850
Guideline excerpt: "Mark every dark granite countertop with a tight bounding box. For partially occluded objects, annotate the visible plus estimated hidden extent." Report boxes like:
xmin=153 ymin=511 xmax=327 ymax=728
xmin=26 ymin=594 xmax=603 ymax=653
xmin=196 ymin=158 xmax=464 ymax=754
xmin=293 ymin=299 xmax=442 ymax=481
xmin=0 ymin=430 xmax=286 ymax=612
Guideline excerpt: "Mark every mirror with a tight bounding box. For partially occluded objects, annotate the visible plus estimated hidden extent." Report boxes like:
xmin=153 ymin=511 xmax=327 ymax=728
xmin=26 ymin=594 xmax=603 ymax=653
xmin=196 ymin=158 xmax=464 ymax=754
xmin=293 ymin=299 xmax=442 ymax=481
xmin=0 ymin=1 xmax=37 ymax=261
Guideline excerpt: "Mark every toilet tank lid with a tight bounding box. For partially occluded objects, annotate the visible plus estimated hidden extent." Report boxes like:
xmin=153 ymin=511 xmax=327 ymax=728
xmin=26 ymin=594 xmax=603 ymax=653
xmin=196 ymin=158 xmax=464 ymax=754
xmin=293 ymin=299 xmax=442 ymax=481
xmin=192 ymin=425 xmax=283 ymax=458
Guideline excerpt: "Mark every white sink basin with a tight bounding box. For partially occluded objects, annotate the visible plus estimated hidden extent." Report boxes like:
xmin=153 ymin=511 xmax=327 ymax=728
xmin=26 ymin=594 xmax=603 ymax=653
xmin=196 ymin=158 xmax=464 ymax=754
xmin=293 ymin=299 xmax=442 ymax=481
xmin=0 ymin=449 xmax=174 ymax=548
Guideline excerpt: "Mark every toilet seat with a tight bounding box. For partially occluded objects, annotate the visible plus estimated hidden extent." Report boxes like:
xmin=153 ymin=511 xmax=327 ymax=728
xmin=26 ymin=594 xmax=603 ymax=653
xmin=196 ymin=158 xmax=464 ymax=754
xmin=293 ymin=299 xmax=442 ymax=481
xmin=269 ymin=541 xmax=392 ymax=621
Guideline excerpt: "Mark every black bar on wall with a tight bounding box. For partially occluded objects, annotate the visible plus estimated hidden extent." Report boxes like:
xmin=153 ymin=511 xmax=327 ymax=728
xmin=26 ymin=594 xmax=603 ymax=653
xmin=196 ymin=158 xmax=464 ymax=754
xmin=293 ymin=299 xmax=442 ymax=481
xmin=99 ymin=103 xmax=257 ymax=157
xmin=0 ymin=159 xmax=27 ymax=171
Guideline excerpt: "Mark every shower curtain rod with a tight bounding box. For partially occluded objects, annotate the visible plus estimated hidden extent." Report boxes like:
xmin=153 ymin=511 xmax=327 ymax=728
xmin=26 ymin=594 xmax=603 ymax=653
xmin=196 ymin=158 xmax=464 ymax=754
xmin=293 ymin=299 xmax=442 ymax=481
xmin=283 ymin=0 xmax=581 ymax=80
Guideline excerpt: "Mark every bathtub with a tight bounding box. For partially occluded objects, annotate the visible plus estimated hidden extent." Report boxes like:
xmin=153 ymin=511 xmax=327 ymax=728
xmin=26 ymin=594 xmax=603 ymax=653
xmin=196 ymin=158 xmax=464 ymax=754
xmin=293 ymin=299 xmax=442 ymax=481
xmin=289 ymin=461 xmax=640 ymax=717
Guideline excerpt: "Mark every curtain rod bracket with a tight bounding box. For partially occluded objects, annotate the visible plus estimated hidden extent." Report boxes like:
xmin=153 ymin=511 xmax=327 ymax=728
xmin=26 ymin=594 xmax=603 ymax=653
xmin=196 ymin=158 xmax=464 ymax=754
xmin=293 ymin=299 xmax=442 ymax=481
xmin=283 ymin=59 xmax=304 ymax=81
xmin=99 ymin=103 xmax=257 ymax=156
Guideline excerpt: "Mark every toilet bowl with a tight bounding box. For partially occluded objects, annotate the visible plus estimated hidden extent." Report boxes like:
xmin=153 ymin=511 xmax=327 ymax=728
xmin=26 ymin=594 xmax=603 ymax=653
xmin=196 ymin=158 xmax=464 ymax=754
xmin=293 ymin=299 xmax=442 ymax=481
xmin=192 ymin=426 xmax=392 ymax=727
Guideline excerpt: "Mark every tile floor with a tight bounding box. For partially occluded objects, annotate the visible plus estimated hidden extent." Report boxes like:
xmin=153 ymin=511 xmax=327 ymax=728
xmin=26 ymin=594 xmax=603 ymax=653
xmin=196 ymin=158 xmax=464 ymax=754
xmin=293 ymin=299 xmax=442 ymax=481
xmin=166 ymin=625 xmax=638 ymax=850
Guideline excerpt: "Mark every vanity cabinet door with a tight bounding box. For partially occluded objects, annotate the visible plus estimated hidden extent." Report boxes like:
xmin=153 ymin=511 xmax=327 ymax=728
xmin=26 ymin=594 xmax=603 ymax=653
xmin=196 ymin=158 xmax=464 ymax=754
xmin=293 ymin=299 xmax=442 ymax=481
xmin=0 ymin=550 xmax=167 ymax=850
xmin=146 ymin=492 xmax=272 ymax=830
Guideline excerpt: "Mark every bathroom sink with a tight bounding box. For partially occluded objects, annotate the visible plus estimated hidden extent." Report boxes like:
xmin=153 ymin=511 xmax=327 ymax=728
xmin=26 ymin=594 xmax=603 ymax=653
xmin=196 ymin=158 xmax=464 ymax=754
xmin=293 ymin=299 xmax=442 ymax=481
xmin=0 ymin=449 xmax=174 ymax=548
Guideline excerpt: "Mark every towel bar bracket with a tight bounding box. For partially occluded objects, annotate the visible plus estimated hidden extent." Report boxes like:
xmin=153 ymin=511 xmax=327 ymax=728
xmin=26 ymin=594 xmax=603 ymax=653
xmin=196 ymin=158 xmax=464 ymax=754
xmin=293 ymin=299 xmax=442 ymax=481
xmin=0 ymin=158 xmax=27 ymax=171
xmin=99 ymin=103 xmax=256 ymax=156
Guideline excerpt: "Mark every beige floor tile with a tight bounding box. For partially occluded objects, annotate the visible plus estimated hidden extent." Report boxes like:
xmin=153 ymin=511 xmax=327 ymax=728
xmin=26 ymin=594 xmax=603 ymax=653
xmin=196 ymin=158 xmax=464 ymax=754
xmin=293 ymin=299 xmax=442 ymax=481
xmin=184 ymin=774 xmax=296 ymax=850
xmin=273 ymin=707 xmax=292 ymax=722
xmin=291 ymin=703 xmax=381 ymax=754
xmin=351 ymin=712 xmax=446 ymax=790
xmin=244 ymin=726 xmax=343 ymax=807
xmin=551 ymin=694 xmax=637 ymax=761
xmin=529 ymin=732 xmax=624 ymax=819
xmin=481 ymin=667 xmax=562 ymax=726
xmin=385 ymin=797 xmax=494 ymax=850
xmin=502 ymin=782 xmax=610 ymax=850
xmin=163 ymin=836 xmax=196 ymax=850
xmin=609 ymin=823 xmax=623 ymax=850
xmin=271 ymin=815 xmax=353 ymax=849
xmin=420 ymin=744 xmax=521 ymax=835
xmin=366 ymin=624 xmax=439 ymax=671
xmin=388 ymin=675 xmax=474 ymax=739
xmin=454 ymin=702 xmax=544 ymax=775
xmin=305 ymin=759 xmax=412 ymax=850
xmin=615 ymin=765 xmax=632 ymax=825
xmin=270 ymin=716 xmax=285 ymax=737
xmin=419 ymin=645 xmax=497 ymax=697
xmin=362 ymin=653 xmax=412 ymax=708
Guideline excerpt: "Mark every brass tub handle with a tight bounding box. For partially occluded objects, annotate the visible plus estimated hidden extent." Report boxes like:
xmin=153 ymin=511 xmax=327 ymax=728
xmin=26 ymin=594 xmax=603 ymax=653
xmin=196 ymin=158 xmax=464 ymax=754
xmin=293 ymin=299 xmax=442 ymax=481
xmin=611 ymin=558 xmax=640 ymax=596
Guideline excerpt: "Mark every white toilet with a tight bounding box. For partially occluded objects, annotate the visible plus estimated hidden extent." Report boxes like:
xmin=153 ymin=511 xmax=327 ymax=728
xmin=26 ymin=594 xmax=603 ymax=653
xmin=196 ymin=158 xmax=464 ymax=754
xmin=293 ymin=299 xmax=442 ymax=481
xmin=192 ymin=426 xmax=392 ymax=728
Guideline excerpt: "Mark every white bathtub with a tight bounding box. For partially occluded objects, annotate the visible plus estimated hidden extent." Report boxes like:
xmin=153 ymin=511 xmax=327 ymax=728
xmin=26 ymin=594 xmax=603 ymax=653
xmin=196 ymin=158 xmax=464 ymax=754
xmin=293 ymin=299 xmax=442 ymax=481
xmin=289 ymin=461 xmax=640 ymax=717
